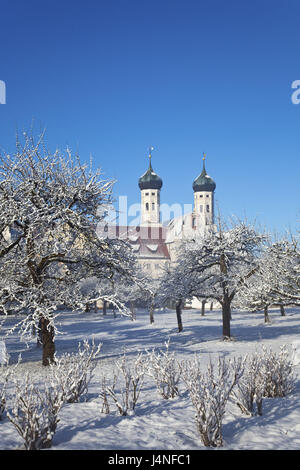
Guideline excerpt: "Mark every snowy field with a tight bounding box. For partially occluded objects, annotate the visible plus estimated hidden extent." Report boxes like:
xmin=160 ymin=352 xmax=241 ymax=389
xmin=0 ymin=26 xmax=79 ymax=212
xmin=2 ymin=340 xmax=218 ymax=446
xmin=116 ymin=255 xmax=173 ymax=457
xmin=1 ymin=306 xmax=300 ymax=452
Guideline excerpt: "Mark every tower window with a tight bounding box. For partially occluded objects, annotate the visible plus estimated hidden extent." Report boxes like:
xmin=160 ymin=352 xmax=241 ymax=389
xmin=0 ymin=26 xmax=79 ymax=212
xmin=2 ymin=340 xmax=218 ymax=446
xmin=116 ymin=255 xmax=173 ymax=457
xmin=152 ymin=192 xmax=155 ymax=196
xmin=200 ymin=194 xmax=203 ymax=198
xmin=206 ymin=195 xmax=209 ymax=198
xmin=145 ymin=193 xmax=149 ymax=196
xmin=152 ymin=203 xmax=155 ymax=210
xmin=146 ymin=203 xmax=149 ymax=211
xmin=206 ymin=205 xmax=210 ymax=212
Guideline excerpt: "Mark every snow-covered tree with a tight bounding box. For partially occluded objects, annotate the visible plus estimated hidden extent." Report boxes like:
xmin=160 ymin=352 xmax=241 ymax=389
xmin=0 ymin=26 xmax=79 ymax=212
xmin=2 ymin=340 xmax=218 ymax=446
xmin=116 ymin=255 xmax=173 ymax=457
xmin=235 ymin=235 xmax=300 ymax=320
xmin=261 ymin=237 xmax=300 ymax=306
xmin=234 ymin=268 xmax=274 ymax=323
xmin=175 ymin=219 xmax=267 ymax=339
xmin=0 ymin=132 xmax=139 ymax=365
xmin=158 ymin=261 xmax=198 ymax=332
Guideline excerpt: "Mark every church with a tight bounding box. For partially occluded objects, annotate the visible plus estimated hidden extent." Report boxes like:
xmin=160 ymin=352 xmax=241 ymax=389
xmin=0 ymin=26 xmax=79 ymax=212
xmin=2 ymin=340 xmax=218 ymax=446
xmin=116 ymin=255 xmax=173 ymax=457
xmin=108 ymin=149 xmax=217 ymax=278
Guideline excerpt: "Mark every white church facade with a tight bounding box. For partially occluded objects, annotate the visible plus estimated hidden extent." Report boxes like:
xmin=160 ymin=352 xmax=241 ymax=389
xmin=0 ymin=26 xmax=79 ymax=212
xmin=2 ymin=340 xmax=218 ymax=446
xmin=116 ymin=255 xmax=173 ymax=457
xmin=111 ymin=149 xmax=217 ymax=279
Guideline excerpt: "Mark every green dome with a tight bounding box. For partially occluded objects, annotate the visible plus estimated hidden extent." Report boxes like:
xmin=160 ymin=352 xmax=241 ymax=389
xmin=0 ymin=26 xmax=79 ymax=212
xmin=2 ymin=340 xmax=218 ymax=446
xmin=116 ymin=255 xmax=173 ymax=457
xmin=138 ymin=161 xmax=163 ymax=190
xmin=193 ymin=161 xmax=216 ymax=192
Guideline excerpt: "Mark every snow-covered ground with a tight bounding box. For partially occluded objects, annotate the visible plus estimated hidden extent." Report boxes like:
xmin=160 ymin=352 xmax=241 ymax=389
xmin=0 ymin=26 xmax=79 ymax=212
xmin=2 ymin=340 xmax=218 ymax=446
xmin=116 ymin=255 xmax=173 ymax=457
xmin=1 ymin=306 xmax=300 ymax=451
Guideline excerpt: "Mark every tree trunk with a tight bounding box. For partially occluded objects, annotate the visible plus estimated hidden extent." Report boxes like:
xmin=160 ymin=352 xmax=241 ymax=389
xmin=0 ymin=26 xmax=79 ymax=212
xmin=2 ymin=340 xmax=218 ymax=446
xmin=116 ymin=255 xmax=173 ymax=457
xmin=149 ymin=303 xmax=155 ymax=324
xmin=220 ymin=256 xmax=231 ymax=339
xmin=103 ymin=300 xmax=107 ymax=315
xmin=201 ymin=300 xmax=206 ymax=316
xmin=130 ymin=301 xmax=136 ymax=320
xmin=176 ymin=300 xmax=183 ymax=332
xmin=280 ymin=304 xmax=286 ymax=316
xmin=222 ymin=297 xmax=231 ymax=339
xmin=210 ymin=302 xmax=213 ymax=311
xmin=264 ymin=305 xmax=270 ymax=323
xmin=41 ymin=318 xmax=55 ymax=366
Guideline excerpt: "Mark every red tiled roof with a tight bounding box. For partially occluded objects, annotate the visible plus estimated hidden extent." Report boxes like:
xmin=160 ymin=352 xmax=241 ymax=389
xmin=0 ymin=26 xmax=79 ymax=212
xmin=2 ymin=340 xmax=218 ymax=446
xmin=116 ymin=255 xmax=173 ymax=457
xmin=98 ymin=225 xmax=170 ymax=260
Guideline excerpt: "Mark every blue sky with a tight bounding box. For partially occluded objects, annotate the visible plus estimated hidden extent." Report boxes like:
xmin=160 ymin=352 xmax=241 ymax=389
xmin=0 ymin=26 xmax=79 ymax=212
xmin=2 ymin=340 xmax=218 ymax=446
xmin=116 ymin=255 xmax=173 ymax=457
xmin=0 ymin=0 xmax=299 ymax=235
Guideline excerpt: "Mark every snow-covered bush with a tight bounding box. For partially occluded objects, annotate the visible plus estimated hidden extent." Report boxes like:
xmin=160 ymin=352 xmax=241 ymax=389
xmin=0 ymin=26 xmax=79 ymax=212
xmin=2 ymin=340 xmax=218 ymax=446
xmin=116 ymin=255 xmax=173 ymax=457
xmin=231 ymin=352 xmax=264 ymax=416
xmin=231 ymin=345 xmax=295 ymax=417
xmin=0 ymin=355 xmax=21 ymax=421
xmin=99 ymin=375 xmax=111 ymax=414
xmin=146 ymin=340 xmax=181 ymax=399
xmin=100 ymin=352 xmax=146 ymax=416
xmin=0 ymin=341 xmax=9 ymax=365
xmin=181 ymin=355 xmax=243 ymax=448
xmin=0 ymin=368 xmax=9 ymax=420
xmin=6 ymin=374 xmax=64 ymax=450
xmin=49 ymin=339 xmax=102 ymax=403
xmin=260 ymin=345 xmax=295 ymax=398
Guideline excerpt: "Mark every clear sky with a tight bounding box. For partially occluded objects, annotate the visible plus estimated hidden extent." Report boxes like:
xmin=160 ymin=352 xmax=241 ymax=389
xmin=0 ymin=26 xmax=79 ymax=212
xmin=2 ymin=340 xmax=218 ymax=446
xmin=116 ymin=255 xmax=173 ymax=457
xmin=0 ymin=0 xmax=299 ymax=235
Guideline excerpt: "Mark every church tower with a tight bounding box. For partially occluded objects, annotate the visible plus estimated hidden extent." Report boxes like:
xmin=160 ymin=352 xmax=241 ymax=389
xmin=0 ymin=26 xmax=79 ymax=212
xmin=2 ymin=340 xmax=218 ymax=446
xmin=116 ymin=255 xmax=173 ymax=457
xmin=138 ymin=148 xmax=163 ymax=226
xmin=192 ymin=153 xmax=216 ymax=227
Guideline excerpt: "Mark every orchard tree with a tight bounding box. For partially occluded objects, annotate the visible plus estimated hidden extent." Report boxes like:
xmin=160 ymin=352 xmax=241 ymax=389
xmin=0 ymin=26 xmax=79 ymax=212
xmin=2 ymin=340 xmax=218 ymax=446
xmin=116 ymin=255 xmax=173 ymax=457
xmin=234 ymin=236 xmax=300 ymax=321
xmin=234 ymin=269 xmax=273 ymax=323
xmin=262 ymin=237 xmax=300 ymax=306
xmin=177 ymin=219 xmax=267 ymax=339
xmin=158 ymin=261 xmax=199 ymax=332
xmin=0 ymin=132 xmax=138 ymax=365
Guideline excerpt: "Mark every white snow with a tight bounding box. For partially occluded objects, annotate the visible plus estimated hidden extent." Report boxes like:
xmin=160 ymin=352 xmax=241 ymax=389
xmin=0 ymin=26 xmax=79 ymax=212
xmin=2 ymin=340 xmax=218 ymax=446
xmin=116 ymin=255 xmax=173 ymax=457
xmin=128 ymin=235 xmax=139 ymax=242
xmin=131 ymin=245 xmax=140 ymax=252
xmin=0 ymin=306 xmax=300 ymax=450
xmin=146 ymin=244 xmax=158 ymax=252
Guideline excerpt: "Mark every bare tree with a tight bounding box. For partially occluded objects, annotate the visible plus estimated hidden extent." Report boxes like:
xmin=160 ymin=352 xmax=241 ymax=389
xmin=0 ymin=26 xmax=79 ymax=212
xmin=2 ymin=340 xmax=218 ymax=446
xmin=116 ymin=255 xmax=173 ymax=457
xmin=0 ymin=132 xmax=138 ymax=365
xmin=158 ymin=261 xmax=198 ymax=332
xmin=235 ymin=236 xmax=300 ymax=319
xmin=175 ymin=218 xmax=267 ymax=339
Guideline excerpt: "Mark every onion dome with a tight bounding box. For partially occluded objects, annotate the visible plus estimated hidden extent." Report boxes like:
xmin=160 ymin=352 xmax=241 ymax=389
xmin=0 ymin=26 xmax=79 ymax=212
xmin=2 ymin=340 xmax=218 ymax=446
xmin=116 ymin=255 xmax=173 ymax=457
xmin=193 ymin=153 xmax=216 ymax=192
xmin=138 ymin=148 xmax=163 ymax=190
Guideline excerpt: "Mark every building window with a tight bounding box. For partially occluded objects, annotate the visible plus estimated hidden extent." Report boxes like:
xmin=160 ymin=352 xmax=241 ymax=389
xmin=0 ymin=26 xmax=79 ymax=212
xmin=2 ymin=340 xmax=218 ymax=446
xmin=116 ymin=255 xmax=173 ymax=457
xmin=146 ymin=203 xmax=149 ymax=211
xmin=206 ymin=194 xmax=209 ymax=198
xmin=152 ymin=202 xmax=155 ymax=210
xmin=200 ymin=194 xmax=203 ymax=198
xmin=200 ymin=205 xmax=203 ymax=212
xmin=145 ymin=192 xmax=149 ymax=196
xmin=152 ymin=192 xmax=155 ymax=196
xmin=206 ymin=205 xmax=210 ymax=212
